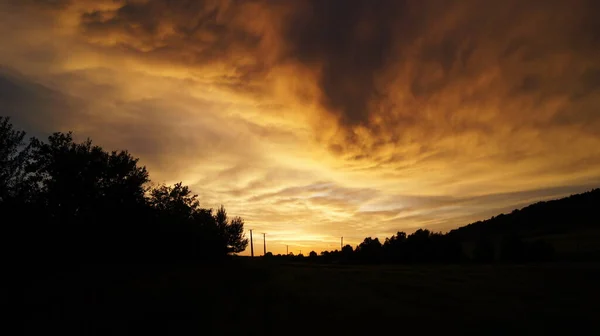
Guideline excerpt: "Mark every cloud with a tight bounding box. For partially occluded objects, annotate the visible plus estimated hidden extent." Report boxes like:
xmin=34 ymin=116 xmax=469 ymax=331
xmin=281 ymin=0 xmax=408 ymax=126
xmin=0 ymin=67 xmax=84 ymax=137
xmin=278 ymin=0 xmax=600 ymax=175
xmin=79 ymin=0 xmax=262 ymax=62
xmin=1 ymin=0 xmax=600 ymax=254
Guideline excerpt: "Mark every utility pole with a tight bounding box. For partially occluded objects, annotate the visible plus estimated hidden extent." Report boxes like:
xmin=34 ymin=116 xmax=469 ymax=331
xmin=263 ymin=233 xmax=266 ymax=256
xmin=250 ymin=229 xmax=254 ymax=257
xmin=341 ymin=236 xmax=343 ymax=250
xmin=286 ymin=245 xmax=289 ymax=255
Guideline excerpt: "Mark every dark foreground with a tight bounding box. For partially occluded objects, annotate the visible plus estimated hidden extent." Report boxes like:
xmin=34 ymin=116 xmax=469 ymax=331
xmin=21 ymin=260 xmax=600 ymax=335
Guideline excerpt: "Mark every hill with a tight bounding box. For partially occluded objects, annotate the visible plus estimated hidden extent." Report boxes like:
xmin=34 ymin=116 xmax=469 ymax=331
xmin=448 ymin=188 xmax=600 ymax=260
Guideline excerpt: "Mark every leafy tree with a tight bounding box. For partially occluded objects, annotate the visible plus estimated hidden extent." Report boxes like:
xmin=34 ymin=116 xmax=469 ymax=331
xmin=383 ymin=231 xmax=407 ymax=262
xmin=356 ymin=237 xmax=383 ymax=263
xmin=309 ymin=251 xmax=317 ymax=257
xmin=0 ymin=116 xmax=30 ymax=202
xmin=3 ymin=130 xmax=151 ymax=261
xmin=149 ymin=188 xmax=248 ymax=255
xmin=226 ymin=216 xmax=248 ymax=253
xmin=404 ymin=229 xmax=434 ymax=262
xmin=341 ymin=244 xmax=354 ymax=255
xmin=1 ymin=117 xmax=249 ymax=263
xmin=28 ymin=132 xmax=149 ymax=220
xmin=213 ymin=205 xmax=248 ymax=253
xmin=149 ymin=182 xmax=199 ymax=220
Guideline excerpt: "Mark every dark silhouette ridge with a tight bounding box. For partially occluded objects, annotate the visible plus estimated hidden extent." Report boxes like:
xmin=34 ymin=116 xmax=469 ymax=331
xmin=449 ymin=188 xmax=600 ymax=238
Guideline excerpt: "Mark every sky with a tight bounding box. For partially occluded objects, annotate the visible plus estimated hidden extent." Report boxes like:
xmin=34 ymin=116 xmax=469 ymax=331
xmin=1 ymin=0 xmax=599 ymax=255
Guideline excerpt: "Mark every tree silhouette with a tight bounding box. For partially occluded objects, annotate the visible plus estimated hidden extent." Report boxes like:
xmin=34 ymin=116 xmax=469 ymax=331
xmin=0 ymin=116 xmax=31 ymax=203
xmin=213 ymin=205 xmax=248 ymax=254
xmin=403 ymin=229 xmax=432 ymax=262
xmin=148 ymin=188 xmax=249 ymax=257
xmin=0 ymin=117 xmax=249 ymax=263
xmin=341 ymin=244 xmax=354 ymax=255
xmin=356 ymin=237 xmax=383 ymax=263
xmin=2 ymin=131 xmax=152 ymax=261
xmin=225 ymin=216 xmax=249 ymax=253
xmin=28 ymin=132 xmax=149 ymax=219
xmin=383 ymin=231 xmax=407 ymax=262
xmin=149 ymin=182 xmax=199 ymax=219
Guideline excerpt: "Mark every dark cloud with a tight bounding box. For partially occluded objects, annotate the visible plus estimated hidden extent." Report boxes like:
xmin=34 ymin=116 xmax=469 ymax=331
xmin=580 ymin=68 xmax=600 ymax=92
xmin=513 ymin=75 xmax=542 ymax=95
xmin=79 ymin=0 xmax=267 ymax=77
xmin=18 ymin=0 xmax=596 ymax=148
xmin=0 ymin=67 xmax=83 ymax=137
xmin=283 ymin=0 xmax=409 ymax=126
xmin=13 ymin=0 xmax=72 ymax=10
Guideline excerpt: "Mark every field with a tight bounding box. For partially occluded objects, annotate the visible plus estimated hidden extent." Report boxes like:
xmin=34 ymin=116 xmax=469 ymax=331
xmin=22 ymin=260 xmax=600 ymax=335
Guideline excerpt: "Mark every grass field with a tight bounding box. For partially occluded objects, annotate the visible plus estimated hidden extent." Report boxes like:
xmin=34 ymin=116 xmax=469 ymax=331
xmin=22 ymin=260 xmax=600 ymax=335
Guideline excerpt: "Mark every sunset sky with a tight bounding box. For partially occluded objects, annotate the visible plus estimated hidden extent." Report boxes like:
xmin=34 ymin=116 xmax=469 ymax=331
xmin=1 ymin=0 xmax=599 ymax=255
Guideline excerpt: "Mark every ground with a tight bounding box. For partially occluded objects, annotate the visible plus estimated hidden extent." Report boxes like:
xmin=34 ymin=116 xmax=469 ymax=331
xmin=21 ymin=259 xmax=600 ymax=335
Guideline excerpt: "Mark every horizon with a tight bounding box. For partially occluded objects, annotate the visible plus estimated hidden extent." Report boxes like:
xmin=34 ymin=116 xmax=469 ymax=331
xmin=2 ymin=0 xmax=599 ymax=256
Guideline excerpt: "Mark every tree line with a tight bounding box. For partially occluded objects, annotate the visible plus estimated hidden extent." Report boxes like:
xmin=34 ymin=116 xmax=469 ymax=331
xmin=1 ymin=116 xmax=248 ymax=263
xmin=267 ymin=227 xmax=555 ymax=264
xmin=286 ymin=189 xmax=600 ymax=264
